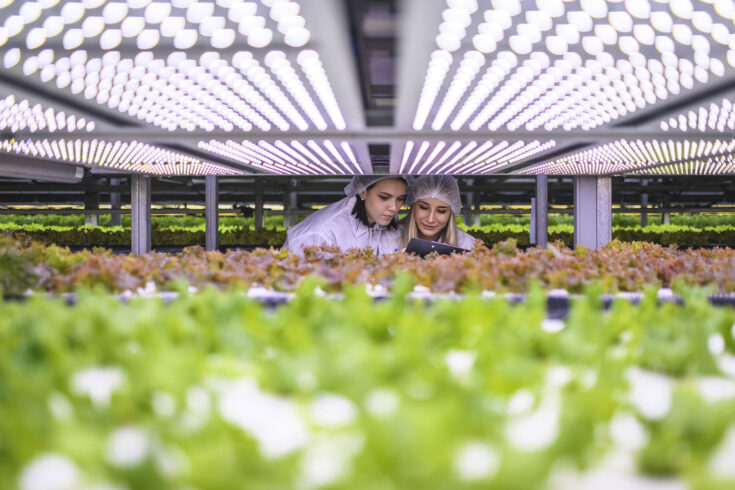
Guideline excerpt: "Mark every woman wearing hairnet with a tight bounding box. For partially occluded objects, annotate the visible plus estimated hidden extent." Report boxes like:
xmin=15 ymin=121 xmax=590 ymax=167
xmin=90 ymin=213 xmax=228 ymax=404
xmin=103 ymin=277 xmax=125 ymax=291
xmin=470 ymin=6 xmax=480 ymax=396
xmin=389 ymin=175 xmax=476 ymax=251
xmin=282 ymin=175 xmax=409 ymax=255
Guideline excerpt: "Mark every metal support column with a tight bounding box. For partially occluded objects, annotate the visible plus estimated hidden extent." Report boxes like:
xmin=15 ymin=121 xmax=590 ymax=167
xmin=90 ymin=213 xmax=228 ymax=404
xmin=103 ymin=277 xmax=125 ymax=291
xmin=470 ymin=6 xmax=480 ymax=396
xmin=574 ymin=176 xmax=612 ymax=250
xmin=662 ymin=193 xmax=671 ymax=224
xmin=640 ymin=179 xmax=648 ymax=227
xmin=109 ymin=177 xmax=122 ymax=227
xmin=84 ymin=190 xmax=99 ymax=226
xmin=205 ymin=175 xmax=218 ymax=251
xmin=535 ymin=175 xmax=548 ymax=248
xmin=464 ymin=178 xmax=474 ymax=227
xmin=254 ymin=177 xmax=264 ymax=230
xmin=131 ymin=174 xmax=151 ymax=255
xmin=283 ymin=178 xmax=299 ymax=228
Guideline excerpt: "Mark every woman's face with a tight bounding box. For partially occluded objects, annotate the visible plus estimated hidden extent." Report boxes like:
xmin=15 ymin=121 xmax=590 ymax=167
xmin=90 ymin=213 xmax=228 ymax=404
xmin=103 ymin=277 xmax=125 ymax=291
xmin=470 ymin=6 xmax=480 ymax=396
xmin=360 ymin=178 xmax=407 ymax=226
xmin=413 ymin=198 xmax=452 ymax=241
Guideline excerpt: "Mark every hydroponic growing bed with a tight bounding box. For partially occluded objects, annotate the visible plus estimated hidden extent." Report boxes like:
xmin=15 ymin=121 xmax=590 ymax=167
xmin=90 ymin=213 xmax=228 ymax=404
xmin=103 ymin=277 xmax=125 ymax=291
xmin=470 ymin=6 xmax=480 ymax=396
xmin=4 ymin=236 xmax=735 ymax=489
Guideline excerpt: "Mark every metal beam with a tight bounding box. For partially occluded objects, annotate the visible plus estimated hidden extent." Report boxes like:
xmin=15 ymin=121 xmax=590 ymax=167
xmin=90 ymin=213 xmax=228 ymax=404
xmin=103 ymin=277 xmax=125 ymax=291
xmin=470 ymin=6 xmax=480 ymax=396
xmin=131 ymin=174 xmax=151 ymax=255
xmin=301 ymin=0 xmax=371 ymax=173
xmin=574 ymin=177 xmax=612 ymax=250
xmin=393 ymin=0 xmax=445 ymax=130
xmin=0 ymin=154 xmax=84 ymax=183
xmin=205 ymin=175 xmax=218 ymax=251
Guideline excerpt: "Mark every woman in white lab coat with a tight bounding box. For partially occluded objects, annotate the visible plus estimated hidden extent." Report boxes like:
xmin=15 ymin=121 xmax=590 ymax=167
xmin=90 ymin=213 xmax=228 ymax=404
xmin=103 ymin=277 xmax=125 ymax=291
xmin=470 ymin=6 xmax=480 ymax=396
xmin=386 ymin=175 xmax=476 ymax=251
xmin=282 ymin=175 xmax=409 ymax=256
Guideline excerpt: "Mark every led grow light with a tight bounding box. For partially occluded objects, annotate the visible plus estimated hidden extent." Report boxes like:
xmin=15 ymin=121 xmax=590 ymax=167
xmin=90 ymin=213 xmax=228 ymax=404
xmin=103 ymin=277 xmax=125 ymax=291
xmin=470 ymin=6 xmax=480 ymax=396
xmin=400 ymin=139 xmax=556 ymax=174
xmin=0 ymin=0 xmax=349 ymax=135
xmin=631 ymin=153 xmax=735 ymax=175
xmin=198 ymin=138 xmax=362 ymax=175
xmin=411 ymin=0 xmax=735 ymax=133
xmin=0 ymin=93 xmax=95 ymax=132
xmin=0 ymin=137 xmax=243 ymax=175
xmin=517 ymin=138 xmax=735 ymax=175
xmin=660 ymin=96 xmax=735 ymax=132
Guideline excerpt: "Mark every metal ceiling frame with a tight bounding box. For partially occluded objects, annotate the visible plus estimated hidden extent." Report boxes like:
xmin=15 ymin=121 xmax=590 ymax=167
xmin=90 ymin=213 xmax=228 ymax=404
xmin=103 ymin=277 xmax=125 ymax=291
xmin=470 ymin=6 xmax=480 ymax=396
xmin=2 ymin=0 xmax=735 ymax=176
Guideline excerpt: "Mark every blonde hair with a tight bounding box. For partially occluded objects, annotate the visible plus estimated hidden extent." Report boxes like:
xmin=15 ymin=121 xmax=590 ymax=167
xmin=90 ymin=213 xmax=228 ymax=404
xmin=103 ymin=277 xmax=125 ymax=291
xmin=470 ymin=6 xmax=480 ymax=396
xmin=400 ymin=204 xmax=459 ymax=248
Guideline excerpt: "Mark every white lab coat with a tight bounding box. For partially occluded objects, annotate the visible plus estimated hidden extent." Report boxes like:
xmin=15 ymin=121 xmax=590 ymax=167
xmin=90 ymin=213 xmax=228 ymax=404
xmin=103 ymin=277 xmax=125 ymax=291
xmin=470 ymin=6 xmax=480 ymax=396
xmin=282 ymin=195 xmax=396 ymax=255
xmin=380 ymin=224 xmax=477 ymax=252
xmin=456 ymin=229 xmax=478 ymax=250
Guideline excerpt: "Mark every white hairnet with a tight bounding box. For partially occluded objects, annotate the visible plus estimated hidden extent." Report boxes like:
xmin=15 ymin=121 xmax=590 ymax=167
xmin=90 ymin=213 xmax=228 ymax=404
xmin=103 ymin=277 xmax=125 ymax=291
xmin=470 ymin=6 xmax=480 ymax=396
xmin=406 ymin=175 xmax=463 ymax=215
xmin=343 ymin=175 xmax=410 ymax=197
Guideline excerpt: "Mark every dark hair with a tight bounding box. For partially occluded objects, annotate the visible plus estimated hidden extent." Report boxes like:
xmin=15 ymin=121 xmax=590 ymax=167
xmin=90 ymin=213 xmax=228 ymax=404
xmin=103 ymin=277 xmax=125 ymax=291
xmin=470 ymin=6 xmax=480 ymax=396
xmin=351 ymin=193 xmax=400 ymax=230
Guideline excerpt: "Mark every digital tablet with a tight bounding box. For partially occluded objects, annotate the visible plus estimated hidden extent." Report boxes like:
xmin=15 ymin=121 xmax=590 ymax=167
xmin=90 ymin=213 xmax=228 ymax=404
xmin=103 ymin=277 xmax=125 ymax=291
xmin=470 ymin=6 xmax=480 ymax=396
xmin=405 ymin=238 xmax=469 ymax=257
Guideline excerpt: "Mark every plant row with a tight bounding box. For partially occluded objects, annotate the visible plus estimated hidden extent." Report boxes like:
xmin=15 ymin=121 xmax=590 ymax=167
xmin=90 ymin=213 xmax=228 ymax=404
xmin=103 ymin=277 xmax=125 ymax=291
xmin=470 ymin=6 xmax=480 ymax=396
xmin=3 ymin=235 xmax=735 ymax=296
xmin=5 ymin=223 xmax=735 ymax=248
xmin=1 ymin=284 xmax=735 ymax=489
xmin=5 ymin=212 xmax=735 ymax=229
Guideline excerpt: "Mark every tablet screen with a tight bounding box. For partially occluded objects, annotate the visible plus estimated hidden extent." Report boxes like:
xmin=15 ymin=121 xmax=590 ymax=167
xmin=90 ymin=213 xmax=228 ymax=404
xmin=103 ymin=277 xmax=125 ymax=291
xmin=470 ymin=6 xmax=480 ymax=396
xmin=405 ymin=238 xmax=469 ymax=257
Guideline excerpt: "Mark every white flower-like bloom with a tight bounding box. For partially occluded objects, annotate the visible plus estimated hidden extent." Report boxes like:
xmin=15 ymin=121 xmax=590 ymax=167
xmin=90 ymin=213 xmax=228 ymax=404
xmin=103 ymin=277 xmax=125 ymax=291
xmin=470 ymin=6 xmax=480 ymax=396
xmin=709 ymin=426 xmax=735 ymax=478
xmin=696 ymin=377 xmax=735 ymax=403
xmin=454 ymin=441 xmax=500 ymax=481
xmin=541 ymin=318 xmax=566 ymax=333
xmin=70 ymin=367 xmax=126 ymax=408
xmin=609 ymin=412 xmax=648 ymax=451
xmin=364 ymin=388 xmax=399 ymax=418
xmin=506 ymin=395 xmax=560 ymax=451
xmin=708 ymin=334 xmax=726 ymax=355
xmin=19 ymin=454 xmax=80 ymax=490
xmin=718 ymin=354 xmax=735 ymax=377
xmin=152 ymin=391 xmax=177 ymax=418
xmin=506 ymin=389 xmax=535 ymax=415
xmin=311 ymin=394 xmax=357 ymax=428
xmin=298 ymin=433 xmax=364 ymax=488
xmin=445 ymin=350 xmax=477 ymax=377
xmin=106 ymin=426 xmax=151 ymax=468
xmin=218 ymin=378 xmax=309 ymax=459
xmin=626 ymin=368 xmax=674 ymax=420
xmin=545 ymin=366 xmax=573 ymax=392
xmin=548 ymin=450 xmax=687 ymax=490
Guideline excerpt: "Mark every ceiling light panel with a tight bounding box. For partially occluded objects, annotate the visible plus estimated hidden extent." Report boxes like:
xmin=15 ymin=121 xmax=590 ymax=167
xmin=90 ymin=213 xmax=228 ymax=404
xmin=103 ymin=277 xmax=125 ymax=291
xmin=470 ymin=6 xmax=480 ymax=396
xmin=660 ymin=96 xmax=735 ymax=131
xmin=399 ymin=139 xmax=556 ymax=174
xmin=198 ymin=139 xmax=362 ymax=175
xmin=0 ymin=1 xmax=348 ymax=134
xmin=517 ymin=138 xmax=735 ymax=175
xmin=413 ymin=0 xmax=735 ymax=132
xmin=0 ymin=92 xmax=96 ymax=132
xmin=0 ymin=137 xmax=243 ymax=175
xmin=630 ymin=154 xmax=735 ymax=174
